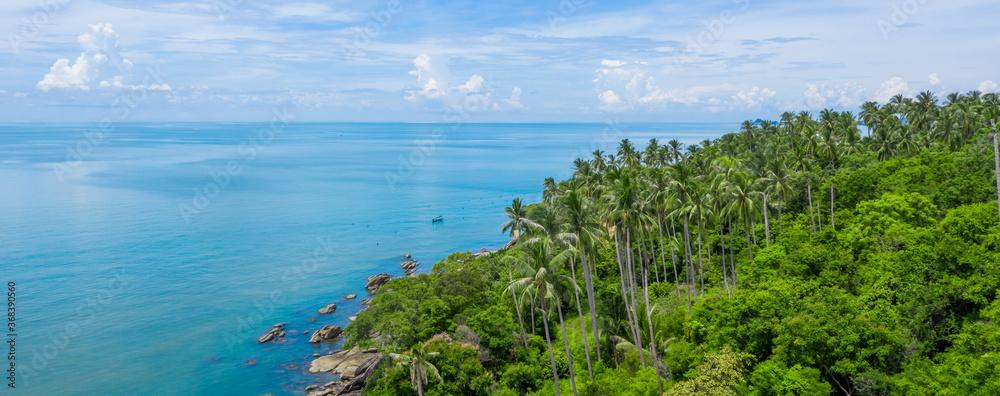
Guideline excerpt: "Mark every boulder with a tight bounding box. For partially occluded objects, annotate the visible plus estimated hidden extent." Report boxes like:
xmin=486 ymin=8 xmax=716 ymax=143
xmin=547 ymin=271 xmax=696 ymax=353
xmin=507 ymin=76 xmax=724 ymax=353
xmin=335 ymin=356 xmax=382 ymax=396
xmin=256 ymin=323 xmax=286 ymax=343
xmin=365 ymin=273 xmax=390 ymax=293
xmin=318 ymin=303 xmax=337 ymax=315
xmin=308 ymin=347 xmax=379 ymax=375
xmin=348 ymin=316 xmax=356 ymax=322
xmin=344 ymin=294 xmax=357 ymax=300
xmin=308 ymin=325 xmax=342 ymax=344
xmin=404 ymin=253 xmax=411 ymax=259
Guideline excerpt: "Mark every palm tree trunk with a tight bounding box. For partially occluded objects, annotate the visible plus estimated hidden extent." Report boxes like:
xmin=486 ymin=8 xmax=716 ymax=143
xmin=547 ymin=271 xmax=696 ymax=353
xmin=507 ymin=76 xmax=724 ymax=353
xmin=682 ymin=214 xmax=695 ymax=309
xmin=509 ymin=265 xmax=528 ymax=348
xmin=751 ymin=219 xmax=758 ymax=246
xmin=540 ymin=296 xmax=561 ymax=395
xmin=556 ymin=297 xmax=578 ymax=396
xmin=645 ymin=229 xmax=661 ymax=284
xmin=695 ymin=223 xmax=705 ymax=298
xmin=569 ymin=258 xmax=593 ymax=381
xmin=807 ymin=181 xmax=816 ymax=233
xmin=719 ymin=225 xmax=731 ymax=297
xmin=417 ymin=373 xmax=423 ymax=396
xmin=660 ymin=215 xmax=680 ymax=299
xmin=746 ymin=219 xmax=754 ymax=262
xmin=614 ymin=229 xmax=641 ymax=360
xmin=729 ymin=219 xmax=737 ymax=286
xmin=830 ymin=181 xmax=836 ymax=231
xmin=580 ymin=247 xmax=602 ymax=362
xmin=763 ymin=192 xmax=771 ymax=248
xmin=641 ymin=259 xmax=664 ymax=395
xmin=625 ymin=228 xmax=647 ymax=368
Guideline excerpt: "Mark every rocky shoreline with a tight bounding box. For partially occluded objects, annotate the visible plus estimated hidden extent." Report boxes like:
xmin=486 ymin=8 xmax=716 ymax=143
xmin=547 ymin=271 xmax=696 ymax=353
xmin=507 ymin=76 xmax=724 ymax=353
xmin=254 ymin=253 xmax=426 ymax=395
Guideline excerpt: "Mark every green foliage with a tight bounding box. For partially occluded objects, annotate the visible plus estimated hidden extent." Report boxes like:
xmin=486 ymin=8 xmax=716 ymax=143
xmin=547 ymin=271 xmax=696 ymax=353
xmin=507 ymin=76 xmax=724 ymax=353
xmin=665 ymin=347 xmax=753 ymax=396
xmin=467 ymin=305 xmax=518 ymax=360
xmin=749 ymin=359 xmax=833 ymax=396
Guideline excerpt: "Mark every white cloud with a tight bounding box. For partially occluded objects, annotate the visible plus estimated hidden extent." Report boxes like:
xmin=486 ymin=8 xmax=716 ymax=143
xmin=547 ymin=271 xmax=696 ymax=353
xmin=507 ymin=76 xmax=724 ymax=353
xmin=601 ymin=59 xmax=627 ymax=67
xmin=929 ymin=73 xmax=942 ymax=86
xmin=731 ymin=87 xmax=776 ymax=110
xmin=599 ymin=90 xmax=621 ymax=106
xmin=979 ymin=80 xmax=998 ymax=93
xmin=404 ymin=54 xmax=520 ymax=112
xmin=37 ymin=23 xmax=135 ymax=91
xmin=503 ymin=87 xmax=525 ymax=110
xmin=874 ymin=76 xmax=909 ymax=103
xmin=269 ymin=3 xmax=359 ymax=21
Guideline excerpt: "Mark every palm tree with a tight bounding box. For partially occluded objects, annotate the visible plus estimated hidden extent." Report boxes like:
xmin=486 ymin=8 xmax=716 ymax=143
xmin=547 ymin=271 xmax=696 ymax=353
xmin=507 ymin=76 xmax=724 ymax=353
xmin=557 ymin=188 xmax=603 ymax=375
xmin=542 ymin=177 xmax=558 ymax=204
xmin=764 ymin=159 xmax=794 ymax=234
xmin=726 ymin=172 xmax=759 ymax=263
xmin=501 ymin=198 xmax=542 ymax=247
xmin=390 ymin=343 xmax=442 ymax=396
xmin=643 ymin=138 xmax=661 ymax=167
xmin=505 ymin=238 xmax=579 ymax=396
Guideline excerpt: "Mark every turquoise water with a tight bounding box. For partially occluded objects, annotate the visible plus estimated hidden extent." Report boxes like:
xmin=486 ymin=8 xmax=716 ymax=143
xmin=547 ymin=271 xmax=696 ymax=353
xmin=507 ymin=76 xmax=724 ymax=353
xmin=0 ymin=122 xmax=732 ymax=395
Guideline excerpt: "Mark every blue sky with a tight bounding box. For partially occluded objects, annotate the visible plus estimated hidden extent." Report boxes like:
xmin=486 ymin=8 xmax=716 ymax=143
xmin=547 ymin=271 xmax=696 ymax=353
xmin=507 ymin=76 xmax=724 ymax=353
xmin=1 ymin=0 xmax=998 ymax=122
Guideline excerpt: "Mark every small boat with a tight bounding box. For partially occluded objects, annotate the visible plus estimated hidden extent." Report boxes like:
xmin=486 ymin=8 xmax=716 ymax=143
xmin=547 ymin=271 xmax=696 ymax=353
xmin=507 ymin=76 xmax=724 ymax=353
xmin=431 ymin=216 xmax=444 ymax=223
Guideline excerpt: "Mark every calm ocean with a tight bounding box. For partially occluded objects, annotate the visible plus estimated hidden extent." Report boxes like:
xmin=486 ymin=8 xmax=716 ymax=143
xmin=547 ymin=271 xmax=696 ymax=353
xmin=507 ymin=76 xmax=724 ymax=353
xmin=0 ymin=122 xmax=732 ymax=395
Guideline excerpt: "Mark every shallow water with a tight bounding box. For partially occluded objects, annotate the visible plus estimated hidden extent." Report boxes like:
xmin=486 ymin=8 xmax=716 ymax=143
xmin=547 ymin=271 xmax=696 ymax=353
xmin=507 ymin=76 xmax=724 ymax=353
xmin=0 ymin=122 xmax=731 ymax=395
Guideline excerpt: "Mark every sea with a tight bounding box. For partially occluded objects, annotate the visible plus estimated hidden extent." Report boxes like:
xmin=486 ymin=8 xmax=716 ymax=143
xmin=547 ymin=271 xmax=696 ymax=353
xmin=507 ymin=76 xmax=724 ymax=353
xmin=0 ymin=122 xmax=733 ymax=395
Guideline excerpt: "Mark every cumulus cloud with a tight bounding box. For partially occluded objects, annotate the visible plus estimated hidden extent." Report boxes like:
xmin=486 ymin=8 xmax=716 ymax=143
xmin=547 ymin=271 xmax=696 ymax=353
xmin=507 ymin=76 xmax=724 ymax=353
xmin=404 ymin=54 xmax=521 ymax=112
xmin=503 ymin=87 xmax=525 ymax=110
xmin=979 ymin=80 xmax=998 ymax=93
xmin=592 ymin=61 xmax=698 ymax=111
xmin=37 ymin=24 xmax=141 ymax=91
xmin=929 ymin=73 xmax=942 ymax=87
xmin=732 ymin=87 xmax=776 ymax=110
xmin=874 ymin=76 xmax=909 ymax=103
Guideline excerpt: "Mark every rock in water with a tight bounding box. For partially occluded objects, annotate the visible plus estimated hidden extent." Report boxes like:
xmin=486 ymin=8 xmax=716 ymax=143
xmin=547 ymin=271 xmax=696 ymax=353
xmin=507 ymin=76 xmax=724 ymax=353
xmin=308 ymin=347 xmax=380 ymax=376
xmin=256 ymin=323 xmax=286 ymax=343
xmin=344 ymin=294 xmax=357 ymax=300
xmin=364 ymin=273 xmax=390 ymax=293
xmin=318 ymin=303 xmax=337 ymax=315
xmin=308 ymin=325 xmax=343 ymax=344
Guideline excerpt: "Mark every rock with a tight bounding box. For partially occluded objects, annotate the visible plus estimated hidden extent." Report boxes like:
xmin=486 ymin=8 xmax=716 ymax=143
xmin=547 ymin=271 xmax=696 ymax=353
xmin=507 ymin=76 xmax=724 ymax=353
xmin=306 ymin=385 xmax=319 ymax=391
xmin=242 ymin=359 xmax=258 ymax=367
xmin=278 ymin=331 xmax=285 ymax=337
xmin=313 ymin=353 xmax=321 ymax=357
xmin=304 ymin=330 xmax=310 ymax=334
xmin=318 ymin=303 xmax=337 ymax=315
xmin=365 ymin=273 xmax=390 ymax=293
xmin=287 ymin=364 xmax=298 ymax=370
xmin=348 ymin=316 xmax=356 ymax=322
xmin=256 ymin=326 xmax=282 ymax=343
xmin=334 ymin=356 xmax=382 ymax=396
xmin=308 ymin=346 xmax=379 ymax=375
xmin=275 ymin=339 xmax=287 ymax=344
xmin=361 ymin=298 xmax=371 ymax=306
xmin=306 ymin=317 xmax=316 ymax=322
xmin=308 ymin=325 xmax=342 ymax=343
xmin=404 ymin=253 xmax=411 ymax=259
xmin=273 ymin=322 xmax=287 ymax=328
xmin=324 ymin=380 xmax=338 ymax=388
xmin=344 ymin=294 xmax=357 ymax=300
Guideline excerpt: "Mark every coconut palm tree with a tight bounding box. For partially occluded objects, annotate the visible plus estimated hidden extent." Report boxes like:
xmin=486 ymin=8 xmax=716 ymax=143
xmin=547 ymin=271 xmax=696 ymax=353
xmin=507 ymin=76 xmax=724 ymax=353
xmin=505 ymin=238 xmax=579 ymax=396
xmin=390 ymin=343 xmax=442 ymax=396
xmin=501 ymin=198 xmax=543 ymax=247
xmin=557 ymin=188 xmax=603 ymax=373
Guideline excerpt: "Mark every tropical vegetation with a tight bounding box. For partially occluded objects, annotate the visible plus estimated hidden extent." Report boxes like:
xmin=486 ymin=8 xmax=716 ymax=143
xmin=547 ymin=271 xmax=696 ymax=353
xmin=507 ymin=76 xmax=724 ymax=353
xmin=343 ymin=90 xmax=1000 ymax=395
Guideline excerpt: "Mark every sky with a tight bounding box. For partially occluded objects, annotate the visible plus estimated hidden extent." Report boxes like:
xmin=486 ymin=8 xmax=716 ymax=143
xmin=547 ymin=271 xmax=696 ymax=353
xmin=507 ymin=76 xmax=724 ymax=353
xmin=1 ymin=0 xmax=998 ymax=122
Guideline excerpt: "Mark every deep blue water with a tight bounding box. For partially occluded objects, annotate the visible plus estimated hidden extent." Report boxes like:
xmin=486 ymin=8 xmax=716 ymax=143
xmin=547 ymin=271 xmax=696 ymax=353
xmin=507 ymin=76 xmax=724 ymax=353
xmin=0 ymin=122 xmax=732 ymax=395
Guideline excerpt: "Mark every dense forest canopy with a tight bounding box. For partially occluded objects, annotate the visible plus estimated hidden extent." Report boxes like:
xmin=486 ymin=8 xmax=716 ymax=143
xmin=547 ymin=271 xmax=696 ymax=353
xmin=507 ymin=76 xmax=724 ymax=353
xmin=342 ymin=90 xmax=1000 ymax=396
